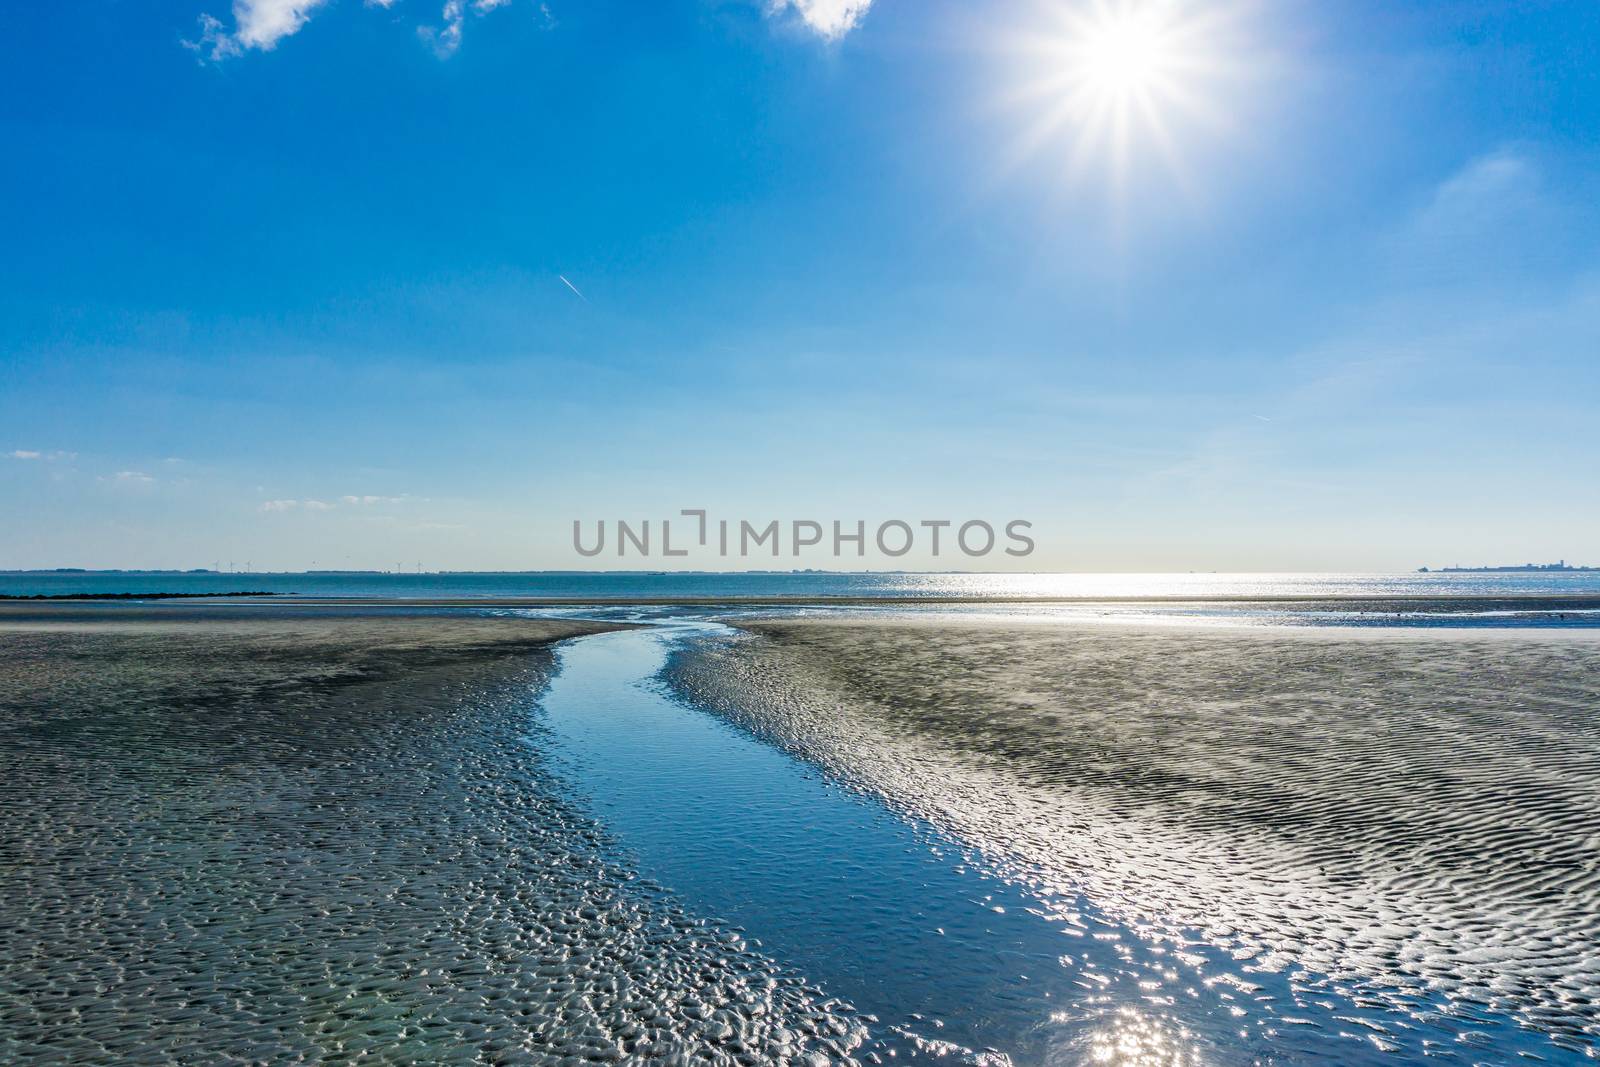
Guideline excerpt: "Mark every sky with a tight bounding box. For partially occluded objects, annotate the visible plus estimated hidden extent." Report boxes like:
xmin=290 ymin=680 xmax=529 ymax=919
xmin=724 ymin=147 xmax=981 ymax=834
xmin=1 ymin=0 xmax=1597 ymax=571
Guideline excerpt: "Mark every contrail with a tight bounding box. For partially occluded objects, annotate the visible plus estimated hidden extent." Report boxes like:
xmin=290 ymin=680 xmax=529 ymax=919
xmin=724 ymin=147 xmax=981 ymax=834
xmin=559 ymin=274 xmax=588 ymax=302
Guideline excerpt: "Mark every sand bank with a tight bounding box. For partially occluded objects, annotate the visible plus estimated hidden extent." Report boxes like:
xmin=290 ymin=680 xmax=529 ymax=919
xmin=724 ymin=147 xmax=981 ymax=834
xmin=670 ymin=614 xmax=1600 ymax=1054
xmin=0 ymin=604 xmax=868 ymax=1064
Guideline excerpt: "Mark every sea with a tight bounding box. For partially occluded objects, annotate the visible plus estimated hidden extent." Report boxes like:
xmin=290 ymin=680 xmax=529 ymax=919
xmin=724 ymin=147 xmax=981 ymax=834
xmin=5 ymin=568 xmax=1600 ymax=600
xmin=6 ymin=569 xmax=1600 ymax=631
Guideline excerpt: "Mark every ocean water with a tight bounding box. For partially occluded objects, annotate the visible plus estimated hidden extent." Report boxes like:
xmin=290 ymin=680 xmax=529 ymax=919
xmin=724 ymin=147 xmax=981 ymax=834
xmin=5 ymin=568 xmax=1600 ymax=601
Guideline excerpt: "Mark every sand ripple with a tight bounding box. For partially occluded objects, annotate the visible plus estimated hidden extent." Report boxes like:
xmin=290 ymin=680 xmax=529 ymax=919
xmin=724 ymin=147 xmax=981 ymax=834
xmin=669 ymin=616 xmax=1600 ymax=1058
xmin=0 ymin=612 xmax=869 ymax=1064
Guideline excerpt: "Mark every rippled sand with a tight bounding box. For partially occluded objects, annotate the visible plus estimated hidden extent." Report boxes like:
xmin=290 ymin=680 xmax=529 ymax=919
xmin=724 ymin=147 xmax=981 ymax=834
xmin=0 ymin=605 xmax=870 ymax=1064
xmin=670 ymin=614 xmax=1600 ymax=1057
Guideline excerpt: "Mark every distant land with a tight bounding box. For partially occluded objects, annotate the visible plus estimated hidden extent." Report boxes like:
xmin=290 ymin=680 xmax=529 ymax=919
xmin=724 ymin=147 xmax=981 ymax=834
xmin=8 ymin=568 xmax=226 ymax=574
xmin=0 ymin=591 xmax=278 ymax=601
xmin=1418 ymin=561 xmax=1598 ymax=573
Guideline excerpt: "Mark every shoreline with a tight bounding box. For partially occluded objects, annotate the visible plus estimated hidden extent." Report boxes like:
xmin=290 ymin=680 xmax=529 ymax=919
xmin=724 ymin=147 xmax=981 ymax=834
xmin=8 ymin=596 xmax=1599 ymax=638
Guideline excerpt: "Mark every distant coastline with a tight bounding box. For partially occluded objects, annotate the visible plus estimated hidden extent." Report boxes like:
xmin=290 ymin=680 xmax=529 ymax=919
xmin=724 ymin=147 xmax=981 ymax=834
xmin=0 ymin=591 xmax=279 ymax=601
xmin=1418 ymin=561 xmax=1597 ymax=573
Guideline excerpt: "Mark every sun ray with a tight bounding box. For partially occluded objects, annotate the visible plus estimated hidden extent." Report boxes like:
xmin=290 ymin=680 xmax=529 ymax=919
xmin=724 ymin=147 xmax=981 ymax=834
xmin=992 ymin=0 xmax=1249 ymax=197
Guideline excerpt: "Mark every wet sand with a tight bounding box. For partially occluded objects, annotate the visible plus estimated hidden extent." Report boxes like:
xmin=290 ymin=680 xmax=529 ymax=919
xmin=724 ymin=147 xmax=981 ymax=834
xmin=0 ymin=604 xmax=869 ymax=1064
xmin=670 ymin=614 xmax=1600 ymax=1056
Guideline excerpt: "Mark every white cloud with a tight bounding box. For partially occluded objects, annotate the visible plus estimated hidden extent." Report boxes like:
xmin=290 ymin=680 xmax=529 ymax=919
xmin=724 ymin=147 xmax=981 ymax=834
xmin=7 ymin=449 xmax=75 ymax=461
xmin=187 ymin=0 xmax=330 ymax=59
xmin=418 ymin=0 xmax=508 ymax=57
xmin=189 ymin=0 xmax=514 ymax=60
xmin=767 ymin=0 xmax=872 ymax=39
xmin=111 ymin=471 xmax=155 ymax=484
xmin=419 ymin=0 xmax=517 ymax=57
xmin=234 ymin=0 xmax=328 ymax=49
xmin=419 ymin=0 xmax=465 ymax=56
xmin=294 ymin=493 xmax=428 ymax=518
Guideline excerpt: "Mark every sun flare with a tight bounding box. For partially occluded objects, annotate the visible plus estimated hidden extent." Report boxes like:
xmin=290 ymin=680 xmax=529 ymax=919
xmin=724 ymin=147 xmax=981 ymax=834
xmin=1000 ymin=0 xmax=1242 ymax=189
xmin=1079 ymin=10 xmax=1174 ymax=98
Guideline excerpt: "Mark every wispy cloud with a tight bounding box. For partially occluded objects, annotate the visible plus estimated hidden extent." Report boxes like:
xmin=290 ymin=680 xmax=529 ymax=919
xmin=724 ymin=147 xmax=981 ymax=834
xmin=340 ymin=493 xmax=410 ymax=505
xmin=189 ymin=0 xmax=520 ymax=61
xmin=7 ymin=449 xmax=76 ymax=461
xmin=1409 ymin=148 xmax=1544 ymax=251
xmin=105 ymin=470 xmax=156 ymax=485
xmin=419 ymin=0 xmax=516 ymax=57
xmin=263 ymin=494 xmax=411 ymax=512
xmin=1425 ymin=148 xmax=1537 ymax=221
xmin=1380 ymin=146 xmax=1574 ymax=288
xmin=419 ymin=0 xmax=466 ymax=56
xmin=188 ymin=0 xmax=839 ymax=61
xmin=767 ymin=0 xmax=872 ymax=39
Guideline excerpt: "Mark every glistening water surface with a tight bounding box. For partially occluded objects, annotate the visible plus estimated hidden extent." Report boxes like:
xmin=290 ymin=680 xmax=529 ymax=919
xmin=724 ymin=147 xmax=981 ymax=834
xmin=532 ymin=617 xmax=1581 ymax=1065
xmin=8 ymin=569 xmax=1600 ymax=599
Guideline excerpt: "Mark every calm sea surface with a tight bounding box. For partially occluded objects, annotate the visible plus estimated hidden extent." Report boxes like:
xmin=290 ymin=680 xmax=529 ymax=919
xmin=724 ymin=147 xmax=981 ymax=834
xmin=6 ymin=569 xmax=1600 ymax=599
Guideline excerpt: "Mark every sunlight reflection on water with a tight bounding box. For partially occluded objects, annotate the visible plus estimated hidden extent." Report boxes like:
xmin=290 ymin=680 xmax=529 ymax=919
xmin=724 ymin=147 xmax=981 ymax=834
xmin=1082 ymin=1007 xmax=1205 ymax=1066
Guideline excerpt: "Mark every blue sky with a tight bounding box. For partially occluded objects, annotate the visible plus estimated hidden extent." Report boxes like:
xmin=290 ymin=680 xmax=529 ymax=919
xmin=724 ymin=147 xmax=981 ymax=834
xmin=2 ymin=0 xmax=1597 ymax=570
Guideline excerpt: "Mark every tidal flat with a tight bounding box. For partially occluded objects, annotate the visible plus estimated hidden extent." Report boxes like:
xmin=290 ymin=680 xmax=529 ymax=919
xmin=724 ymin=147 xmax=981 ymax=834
xmin=0 ymin=604 xmax=871 ymax=1064
xmin=669 ymin=614 xmax=1600 ymax=1059
xmin=6 ymin=601 xmax=1599 ymax=1064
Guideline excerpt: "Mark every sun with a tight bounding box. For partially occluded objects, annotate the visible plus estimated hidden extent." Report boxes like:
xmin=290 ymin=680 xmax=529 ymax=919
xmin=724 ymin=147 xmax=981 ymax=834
xmin=1079 ymin=10 xmax=1175 ymax=98
xmin=997 ymin=0 xmax=1241 ymax=190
